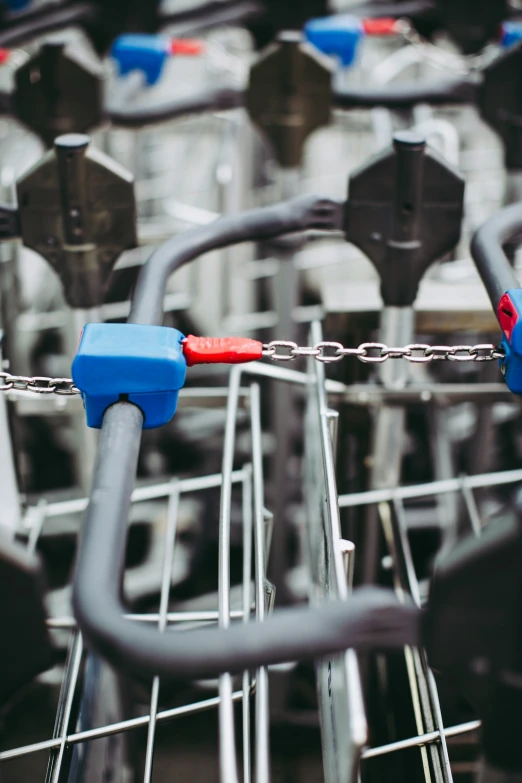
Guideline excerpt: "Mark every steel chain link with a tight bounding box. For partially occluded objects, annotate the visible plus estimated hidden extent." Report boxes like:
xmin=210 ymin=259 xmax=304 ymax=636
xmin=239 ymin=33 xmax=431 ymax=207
xmin=0 ymin=342 xmax=505 ymax=395
xmin=261 ymin=341 xmax=505 ymax=364
xmin=0 ymin=372 xmax=80 ymax=395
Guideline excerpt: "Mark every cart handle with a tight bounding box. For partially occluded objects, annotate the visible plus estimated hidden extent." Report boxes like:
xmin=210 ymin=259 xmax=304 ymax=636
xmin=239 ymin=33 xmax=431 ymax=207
xmin=471 ymin=203 xmax=522 ymax=393
xmin=0 ymin=0 xmax=261 ymax=51
xmin=106 ymin=77 xmax=478 ymax=128
xmin=72 ymin=194 xmax=420 ymax=679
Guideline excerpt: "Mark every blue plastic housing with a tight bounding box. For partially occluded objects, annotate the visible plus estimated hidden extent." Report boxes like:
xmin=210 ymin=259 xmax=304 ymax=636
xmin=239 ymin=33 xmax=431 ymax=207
xmin=72 ymin=323 xmax=187 ymax=429
xmin=500 ymin=22 xmax=522 ymax=50
xmin=304 ymin=15 xmax=363 ymax=67
xmin=111 ymin=34 xmax=170 ymax=86
xmin=499 ymin=288 xmax=522 ymax=394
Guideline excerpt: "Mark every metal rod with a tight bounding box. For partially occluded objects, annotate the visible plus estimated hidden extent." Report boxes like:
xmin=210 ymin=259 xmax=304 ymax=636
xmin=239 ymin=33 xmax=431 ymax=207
xmin=241 ymin=467 xmax=253 ymax=783
xmin=42 ymin=469 xmax=250 ymax=519
xmin=0 ymin=692 xmax=248 ymax=762
xmin=218 ymin=366 xmax=242 ymax=783
xmin=309 ymin=320 xmax=368 ymax=782
xmin=361 ymin=721 xmax=482 ymax=760
xmin=338 ymin=468 xmax=522 ymax=508
xmin=143 ymin=483 xmax=180 ymax=783
xmin=46 ymin=632 xmax=84 ymax=783
xmin=46 ymin=610 xmax=247 ymax=629
xmin=460 ymin=479 xmax=482 ymax=538
xmin=250 ymin=383 xmax=270 ymax=783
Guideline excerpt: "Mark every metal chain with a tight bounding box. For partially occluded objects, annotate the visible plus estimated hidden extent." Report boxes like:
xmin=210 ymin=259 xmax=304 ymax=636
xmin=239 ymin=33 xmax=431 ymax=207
xmin=0 ymin=342 xmax=505 ymax=395
xmin=0 ymin=372 xmax=80 ymax=395
xmin=262 ymin=341 xmax=505 ymax=365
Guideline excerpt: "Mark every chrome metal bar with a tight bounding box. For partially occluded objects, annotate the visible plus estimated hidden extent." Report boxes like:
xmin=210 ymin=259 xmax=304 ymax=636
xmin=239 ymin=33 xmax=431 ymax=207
xmin=26 ymin=500 xmax=47 ymax=555
xmin=218 ymin=366 xmax=242 ymax=783
xmin=46 ymin=632 xmax=84 ymax=783
xmin=460 ymin=479 xmax=482 ymax=538
xmin=387 ymin=495 xmax=452 ymax=783
xmin=241 ymin=467 xmax=253 ymax=783
xmin=250 ymin=383 xmax=270 ymax=783
xmin=0 ymin=346 xmax=21 ymax=532
xmin=338 ymin=468 xmax=522 ymax=508
xmin=40 ymin=469 xmax=250 ymax=519
xmin=307 ymin=320 xmax=367 ymax=783
xmin=363 ymin=306 xmax=414 ymax=585
xmin=361 ymin=721 xmax=481 ymax=760
xmin=143 ymin=483 xmax=180 ymax=783
xmin=46 ymin=610 xmax=247 ymax=629
xmin=0 ymin=692 xmax=248 ymax=762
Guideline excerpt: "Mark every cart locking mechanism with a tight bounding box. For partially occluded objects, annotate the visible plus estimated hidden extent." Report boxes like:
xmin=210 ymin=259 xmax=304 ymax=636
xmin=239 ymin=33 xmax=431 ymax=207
xmin=471 ymin=203 xmax=522 ymax=394
xmin=72 ymin=327 xmax=267 ymax=428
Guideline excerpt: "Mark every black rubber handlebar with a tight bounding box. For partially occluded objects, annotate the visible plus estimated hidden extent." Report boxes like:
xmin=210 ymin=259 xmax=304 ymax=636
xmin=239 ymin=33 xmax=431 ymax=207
xmin=72 ymin=195 xmax=420 ymax=680
xmin=333 ymin=77 xmax=478 ymax=111
xmin=106 ymin=78 xmax=478 ymax=129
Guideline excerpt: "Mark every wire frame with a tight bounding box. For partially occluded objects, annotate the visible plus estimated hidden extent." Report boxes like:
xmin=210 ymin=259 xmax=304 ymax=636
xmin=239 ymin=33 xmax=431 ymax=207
xmin=2 ymin=345 xmax=518 ymax=781
xmin=0 ymin=383 xmax=272 ymax=783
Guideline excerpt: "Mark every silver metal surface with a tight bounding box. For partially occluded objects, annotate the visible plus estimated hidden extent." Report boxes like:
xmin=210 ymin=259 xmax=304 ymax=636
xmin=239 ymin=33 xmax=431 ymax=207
xmin=143 ymin=483 xmax=179 ymax=783
xmin=303 ymin=320 xmax=367 ymax=783
xmin=363 ymin=306 xmax=415 ymax=585
xmin=218 ymin=366 xmax=241 ymax=783
xmin=250 ymin=383 xmax=270 ymax=783
xmin=0 ymin=346 xmax=21 ymax=531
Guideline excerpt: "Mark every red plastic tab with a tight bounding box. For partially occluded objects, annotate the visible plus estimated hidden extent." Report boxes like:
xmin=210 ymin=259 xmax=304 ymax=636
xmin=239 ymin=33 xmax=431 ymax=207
xmin=498 ymin=292 xmax=520 ymax=340
xmin=182 ymin=336 xmax=263 ymax=366
xmin=0 ymin=49 xmax=10 ymax=65
xmin=170 ymin=38 xmax=205 ymax=56
xmin=362 ymin=18 xmax=399 ymax=35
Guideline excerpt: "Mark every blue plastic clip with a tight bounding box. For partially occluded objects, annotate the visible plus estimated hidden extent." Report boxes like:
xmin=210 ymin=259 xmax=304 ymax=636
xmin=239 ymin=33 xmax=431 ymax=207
xmin=111 ymin=34 xmax=171 ymax=86
xmin=500 ymin=22 xmax=522 ymax=50
xmin=72 ymin=323 xmax=187 ymax=429
xmin=304 ymin=15 xmax=363 ymax=68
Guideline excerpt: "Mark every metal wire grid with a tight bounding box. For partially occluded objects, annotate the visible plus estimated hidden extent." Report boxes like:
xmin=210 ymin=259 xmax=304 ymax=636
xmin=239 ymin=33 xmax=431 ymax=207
xmin=0 ymin=382 xmax=272 ymax=783
xmin=1 ymin=333 xmax=520 ymax=781
xmin=303 ymin=321 xmax=518 ymax=783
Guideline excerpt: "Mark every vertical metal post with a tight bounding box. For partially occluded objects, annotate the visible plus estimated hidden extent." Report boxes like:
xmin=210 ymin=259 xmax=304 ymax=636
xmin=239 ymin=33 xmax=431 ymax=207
xmin=268 ymin=167 xmax=301 ymax=604
xmin=63 ymin=307 xmax=100 ymax=494
xmin=363 ymin=306 xmax=414 ymax=583
xmin=0 ymin=341 xmax=21 ymax=532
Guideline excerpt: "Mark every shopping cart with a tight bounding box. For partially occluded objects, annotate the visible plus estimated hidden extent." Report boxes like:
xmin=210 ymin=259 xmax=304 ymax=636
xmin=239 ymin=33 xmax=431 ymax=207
xmin=1 ymin=190 xmax=521 ymax=783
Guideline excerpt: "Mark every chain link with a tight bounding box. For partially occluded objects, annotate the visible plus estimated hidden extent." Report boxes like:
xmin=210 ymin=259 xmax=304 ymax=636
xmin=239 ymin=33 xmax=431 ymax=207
xmin=0 ymin=372 xmax=80 ymax=395
xmin=262 ymin=341 xmax=505 ymax=365
xmin=0 ymin=342 xmax=505 ymax=395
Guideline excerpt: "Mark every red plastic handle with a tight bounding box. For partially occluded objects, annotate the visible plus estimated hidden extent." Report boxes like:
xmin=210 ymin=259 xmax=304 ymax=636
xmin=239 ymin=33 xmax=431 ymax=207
xmin=182 ymin=336 xmax=263 ymax=366
xmin=170 ymin=39 xmax=205 ymax=56
xmin=362 ymin=18 xmax=400 ymax=36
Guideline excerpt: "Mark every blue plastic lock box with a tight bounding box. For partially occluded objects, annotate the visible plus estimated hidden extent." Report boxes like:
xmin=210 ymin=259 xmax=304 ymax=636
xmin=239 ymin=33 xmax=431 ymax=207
xmin=72 ymin=323 xmax=187 ymax=429
xmin=304 ymin=15 xmax=363 ymax=68
xmin=500 ymin=22 xmax=522 ymax=50
xmin=111 ymin=34 xmax=170 ymax=86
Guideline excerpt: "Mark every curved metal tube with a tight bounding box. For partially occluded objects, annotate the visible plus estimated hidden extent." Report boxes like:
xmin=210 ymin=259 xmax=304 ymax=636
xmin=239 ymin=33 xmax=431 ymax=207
xmin=72 ymin=195 xmax=420 ymax=680
xmin=108 ymin=79 xmax=478 ymax=131
xmin=470 ymin=203 xmax=522 ymax=310
xmin=333 ymin=78 xmax=478 ymax=111
xmin=106 ymin=86 xmax=245 ymax=129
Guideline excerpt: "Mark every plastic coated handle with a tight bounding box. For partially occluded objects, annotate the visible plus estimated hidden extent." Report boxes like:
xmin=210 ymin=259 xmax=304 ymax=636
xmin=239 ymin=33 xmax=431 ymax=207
xmin=471 ymin=204 xmax=522 ymax=394
xmin=71 ymin=195 xmax=423 ymax=680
